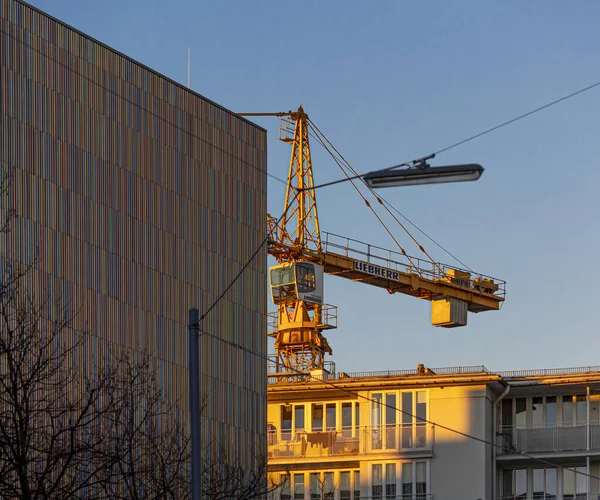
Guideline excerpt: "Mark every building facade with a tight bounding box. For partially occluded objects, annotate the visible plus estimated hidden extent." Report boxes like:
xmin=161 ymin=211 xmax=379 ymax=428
xmin=0 ymin=0 xmax=267 ymax=466
xmin=267 ymin=364 xmax=600 ymax=499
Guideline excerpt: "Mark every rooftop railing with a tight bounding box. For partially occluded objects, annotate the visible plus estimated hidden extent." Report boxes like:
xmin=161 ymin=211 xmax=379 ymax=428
xmin=497 ymin=366 xmax=600 ymax=378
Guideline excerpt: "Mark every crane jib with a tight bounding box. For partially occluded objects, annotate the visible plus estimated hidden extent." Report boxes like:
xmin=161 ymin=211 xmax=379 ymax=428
xmin=353 ymin=260 xmax=400 ymax=281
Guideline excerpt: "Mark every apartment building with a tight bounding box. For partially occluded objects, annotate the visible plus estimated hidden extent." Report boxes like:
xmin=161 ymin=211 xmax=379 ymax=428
xmin=267 ymin=363 xmax=600 ymax=500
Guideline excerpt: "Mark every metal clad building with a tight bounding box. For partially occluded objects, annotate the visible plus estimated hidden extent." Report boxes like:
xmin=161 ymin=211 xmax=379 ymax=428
xmin=0 ymin=0 xmax=267 ymax=465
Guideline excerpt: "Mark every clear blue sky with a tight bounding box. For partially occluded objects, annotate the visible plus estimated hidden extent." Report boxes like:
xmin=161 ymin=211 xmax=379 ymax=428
xmin=30 ymin=0 xmax=600 ymax=372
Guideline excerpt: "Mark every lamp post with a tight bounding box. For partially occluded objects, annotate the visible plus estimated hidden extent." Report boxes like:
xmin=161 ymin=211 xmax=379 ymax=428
xmin=188 ymin=308 xmax=202 ymax=500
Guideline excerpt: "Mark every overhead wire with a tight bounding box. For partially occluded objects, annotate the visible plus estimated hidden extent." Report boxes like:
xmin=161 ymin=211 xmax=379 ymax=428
xmin=381 ymin=198 xmax=474 ymax=273
xmin=432 ymin=79 xmax=600 ymax=156
xmin=310 ymin=77 xmax=600 ymax=192
xmin=307 ymin=120 xmax=446 ymax=275
xmin=305 ymin=127 xmax=427 ymax=277
xmin=198 ymin=192 xmax=298 ymax=323
xmin=198 ymin=323 xmax=600 ymax=484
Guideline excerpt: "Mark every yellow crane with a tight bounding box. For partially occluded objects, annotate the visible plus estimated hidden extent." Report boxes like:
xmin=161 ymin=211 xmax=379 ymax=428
xmin=239 ymin=106 xmax=505 ymax=382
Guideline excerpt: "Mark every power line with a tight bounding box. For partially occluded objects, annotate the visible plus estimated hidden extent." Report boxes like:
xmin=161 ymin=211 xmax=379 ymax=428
xmin=267 ymin=173 xmax=288 ymax=186
xmin=433 ymin=79 xmax=600 ymax=156
xmin=199 ymin=208 xmax=290 ymax=323
xmin=380 ymin=197 xmax=474 ymax=272
xmin=310 ymin=77 xmax=600 ymax=191
xmin=308 ymin=122 xmax=457 ymax=274
xmin=198 ymin=325 xmax=600 ymax=484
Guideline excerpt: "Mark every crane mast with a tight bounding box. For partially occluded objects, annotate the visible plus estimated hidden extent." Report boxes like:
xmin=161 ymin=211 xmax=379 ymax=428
xmin=267 ymin=106 xmax=337 ymax=381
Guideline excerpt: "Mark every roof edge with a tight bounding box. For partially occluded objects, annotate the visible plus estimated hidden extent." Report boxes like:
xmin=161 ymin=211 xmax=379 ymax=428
xmin=15 ymin=0 xmax=267 ymax=133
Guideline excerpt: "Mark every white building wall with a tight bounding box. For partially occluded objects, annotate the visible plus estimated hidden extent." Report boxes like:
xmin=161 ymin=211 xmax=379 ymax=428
xmin=429 ymin=384 xmax=492 ymax=500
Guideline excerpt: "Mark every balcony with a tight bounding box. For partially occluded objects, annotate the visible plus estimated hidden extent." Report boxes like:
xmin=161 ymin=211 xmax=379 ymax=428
xmin=352 ymin=496 xmax=433 ymax=500
xmin=499 ymin=424 xmax=600 ymax=455
xmin=268 ymin=424 xmax=433 ymax=461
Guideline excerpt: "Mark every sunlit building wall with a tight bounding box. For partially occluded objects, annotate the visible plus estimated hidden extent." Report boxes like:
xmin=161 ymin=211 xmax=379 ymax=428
xmin=267 ymin=365 xmax=600 ymax=499
xmin=0 ymin=0 xmax=267 ymax=465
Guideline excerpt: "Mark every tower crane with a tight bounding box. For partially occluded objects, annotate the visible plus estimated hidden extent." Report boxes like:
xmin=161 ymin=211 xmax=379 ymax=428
xmin=239 ymin=106 xmax=505 ymax=382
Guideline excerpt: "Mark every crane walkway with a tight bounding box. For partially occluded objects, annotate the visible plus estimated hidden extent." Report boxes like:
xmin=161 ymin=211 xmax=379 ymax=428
xmin=320 ymin=232 xmax=506 ymax=312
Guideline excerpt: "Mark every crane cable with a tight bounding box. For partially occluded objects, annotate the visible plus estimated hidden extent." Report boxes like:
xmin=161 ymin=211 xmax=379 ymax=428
xmin=305 ymin=126 xmax=426 ymax=277
xmin=307 ymin=119 xmax=446 ymax=276
xmin=382 ymin=199 xmax=474 ymax=273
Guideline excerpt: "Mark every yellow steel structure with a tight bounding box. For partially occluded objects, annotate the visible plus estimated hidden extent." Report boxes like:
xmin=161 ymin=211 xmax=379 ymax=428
xmin=239 ymin=106 xmax=505 ymax=382
xmin=244 ymin=106 xmax=334 ymax=380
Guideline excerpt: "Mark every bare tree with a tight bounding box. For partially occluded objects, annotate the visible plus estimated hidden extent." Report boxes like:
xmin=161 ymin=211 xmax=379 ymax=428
xmin=100 ymin=350 xmax=280 ymax=500
xmin=0 ymin=260 xmax=117 ymax=499
xmin=0 ymin=173 xmax=279 ymax=499
xmin=98 ymin=350 xmax=189 ymax=500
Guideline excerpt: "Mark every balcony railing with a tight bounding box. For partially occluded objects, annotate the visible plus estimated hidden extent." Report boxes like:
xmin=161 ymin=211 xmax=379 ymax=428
xmin=362 ymin=424 xmax=432 ymax=454
xmin=268 ymin=424 xmax=433 ymax=460
xmin=348 ymin=496 xmax=433 ymax=500
xmin=502 ymin=495 xmax=600 ymax=500
xmin=499 ymin=424 xmax=600 ymax=454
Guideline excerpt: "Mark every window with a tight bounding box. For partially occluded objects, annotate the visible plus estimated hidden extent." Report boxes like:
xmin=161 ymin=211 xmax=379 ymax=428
xmin=372 ymin=464 xmax=382 ymax=499
xmin=342 ymin=403 xmax=352 ymax=437
xmin=293 ymin=474 xmax=304 ymax=500
xmin=504 ymin=468 xmax=573 ymax=499
xmin=546 ymin=397 xmax=556 ymax=428
xmin=532 ymin=397 xmax=544 ymax=427
xmin=385 ymin=393 xmax=396 ymax=449
xmin=281 ymin=474 xmax=291 ymax=500
xmin=532 ymin=468 xmax=557 ymax=499
xmin=502 ymin=469 xmax=527 ymax=499
xmin=531 ymin=396 xmax=556 ymax=428
xmin=563 ymin=396 xmax=574 ymax=426
xmin=354 ymin=471 xmax=360 ymax=500
xmin=296 ymin=263 xmax=316 ymax=293
xmin=416 ymin=462 xmax=426 ymax=496
xmin=564 ymin=467 xmax=587 ymax=500
xmin=340 ymin=471 xmax=351 ymax=500
xmin=562 ymin=395 xmax=587 ymax=426
xmin=416 ymin=391 xmax=427 ymax=446
xmin=326 ymin=404 xmax=336 ymax=431
xmin=402 ymin=463 xmax=412 ymax=496
xmin=282 ymin=405 xmax=292 ymax=440
xmin=295 ymin=405 xmax=305 ymax=433
xmin=402 ymin=392 xmax=413 ymax=448
xmin=279 ymin=404 xmax=304 ymax=441
xmin=270 ymin=266 xmax=296 ymax=303
xmin=323 ymin=472 xmax=334 ymax=500
xmin=385 ymin=464 xmax=396 ymax=499
xmin=310 ymin=472 xmax=320 ymax=500
xmin=371 ymin=391 xmax=428 ymax=450
xmin=504 ymin=396 xmax=558 ymax=431
xmin=575 ymin=395 xmax=587 ymax=426
xmin=515 ymin=398 xmax=527 ymax=429
xmin=312 ymin=404 xmax=323 ymax=432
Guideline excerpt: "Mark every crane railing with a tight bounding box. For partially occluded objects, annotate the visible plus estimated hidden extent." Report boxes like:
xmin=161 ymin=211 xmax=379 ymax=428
xmin=321 ymin=231 xmax=506 ymax=300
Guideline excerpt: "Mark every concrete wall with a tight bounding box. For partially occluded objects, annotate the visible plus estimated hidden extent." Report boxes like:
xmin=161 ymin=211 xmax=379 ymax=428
xmin=429 ymin=384 xmax=492 ymax=500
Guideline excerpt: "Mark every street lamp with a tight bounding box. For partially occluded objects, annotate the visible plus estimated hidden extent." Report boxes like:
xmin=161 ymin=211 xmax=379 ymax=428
xmin=307 ymin=154 xmax=485 ymax=191
xmin=362 ymin=159 xmax=484 ymax=189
